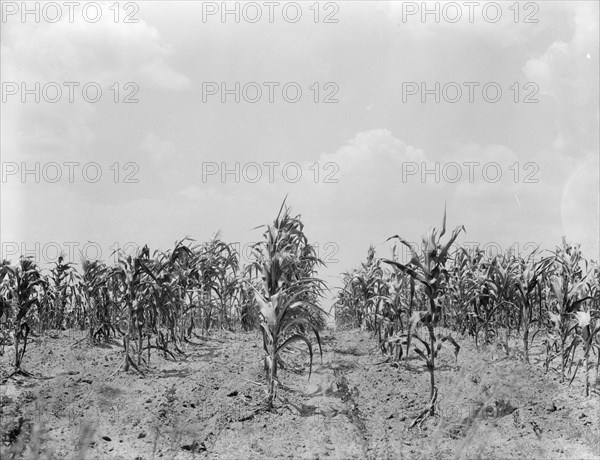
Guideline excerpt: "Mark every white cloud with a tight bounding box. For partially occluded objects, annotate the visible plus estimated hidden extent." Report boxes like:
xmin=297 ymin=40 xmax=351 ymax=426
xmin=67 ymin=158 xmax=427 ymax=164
xmin=386 ymin=0 xmax=554 ymax=47
xmin=140 ymin=133 xmax=182 ymax=163
xmin=561 ymin=154 xmax=600 ymax=260
xmin=3 ymin=2 xmax=597 ymax=274
xmin=1 ymin=14 xmax=190 ymax=89
xmin=1 ymin=13 xmax=191 ymax=169
xmin=523 ymin=2 xmax=599 ymax=154
xmin=178 ymin=185 xmax=216 ymax=202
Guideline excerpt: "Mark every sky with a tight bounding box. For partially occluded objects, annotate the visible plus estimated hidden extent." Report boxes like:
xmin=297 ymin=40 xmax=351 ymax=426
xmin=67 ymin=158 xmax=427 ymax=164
xmin=1 ymin=1 xmax=599 ymax=294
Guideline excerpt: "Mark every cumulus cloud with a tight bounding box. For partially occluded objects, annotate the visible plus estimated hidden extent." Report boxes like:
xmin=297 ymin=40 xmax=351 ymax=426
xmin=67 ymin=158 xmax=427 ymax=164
xmin=2 ymin=8 xmax=193 ymax=242
xmin=523 ymin=2 xmax=599 ymax=155
xmin=308 ymin=130 xmax=532 ymax=213
xmin=3 ymin=2 xmax=597 ymax=273
xmin=561 ymin=154 xmax=600 ymax=260
xmin=140 ymin=133 xmax=182 ymax=163
xmin=281 ymin=129 xmax=577 ymax=262
xmin=2 ymin=10 xmax=191 ymax=164
xmin=1 ymin=12 xmax=190 ymax=89
xmin=178 ymin=185 xmax=216 ymax=202
xmin=386 ymin=0 xmax=555 ymax=47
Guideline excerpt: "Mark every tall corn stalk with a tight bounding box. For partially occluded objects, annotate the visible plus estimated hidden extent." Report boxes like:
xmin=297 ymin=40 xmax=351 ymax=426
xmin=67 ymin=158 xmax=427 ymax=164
xmin=546 ymin=240 xmax=592 ymax=383
xmin=240 ymin=264 xmax=261 ymax=331
xmin=164 ymin=239 xmax=201 ymax=347
xmin=81 ymin=259 xmax=112 ymax=343
xmin=514 ymin=256 xmax=552 ymax=363
xmin=333 ymin=270 xmax=365 ymax=329
xmin=571 ymin=309 xmax=600 ymax=396
xmin=1 ymin=258 xmax=45 ymax=377
xmin=250 ymin=200 xmax=327 ymax=408
xmin=383 ymin=207 xmax=463 ymax=418
xmin=42 ymin=256 xmax=82 ymax=331
xmin=195 ymin=236 xmax=238 ymax=333
xmin=110 ymin=246 xmax=168 ymax=373
xmin=333 ymin=246 xmax=385 ymax=332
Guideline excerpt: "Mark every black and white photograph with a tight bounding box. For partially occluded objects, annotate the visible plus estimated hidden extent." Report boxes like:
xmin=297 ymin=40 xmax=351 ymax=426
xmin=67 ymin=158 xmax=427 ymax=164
xmin=1 ymin=1 xmax=599 ymax=458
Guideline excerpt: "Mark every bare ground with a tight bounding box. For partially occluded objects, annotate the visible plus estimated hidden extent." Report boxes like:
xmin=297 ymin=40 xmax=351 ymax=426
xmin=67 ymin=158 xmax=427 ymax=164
xmin=1 ymin=328 xmax=599 ymax=459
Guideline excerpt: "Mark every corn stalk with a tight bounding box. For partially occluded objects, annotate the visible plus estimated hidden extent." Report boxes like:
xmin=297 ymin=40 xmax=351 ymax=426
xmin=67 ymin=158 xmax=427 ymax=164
xmin=251 ymin=199 xmax=327 ymax=408
xmin=1 ymin=258 xmax=45 ymax=377
xmin=382 ymin=206 xmax=463 ymax=418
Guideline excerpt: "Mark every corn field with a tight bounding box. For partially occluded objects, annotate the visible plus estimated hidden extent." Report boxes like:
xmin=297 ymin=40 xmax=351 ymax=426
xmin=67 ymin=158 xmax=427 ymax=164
xmin=334 ymin=211 xmax=600 ymax=410
xmin=0 ymin=202 xmax=327 ymax=386
xmin=1 ymin=204 xmax=599 ymax=458
xmin=2 ymin=206 xmax=598 ymax=394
